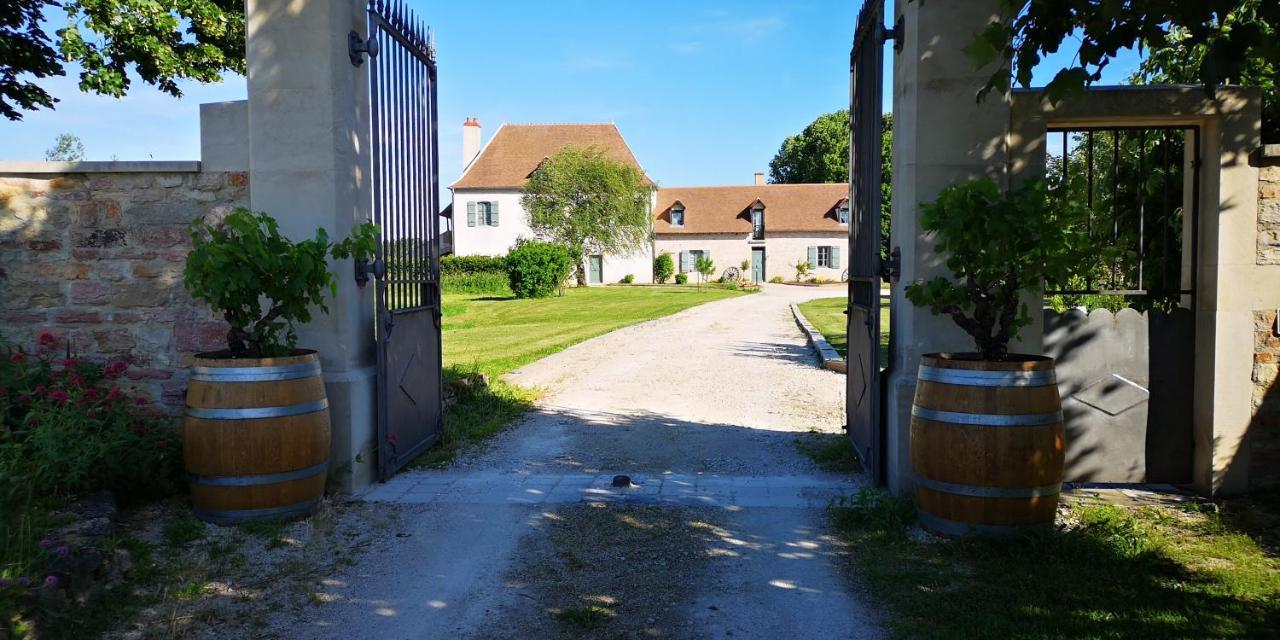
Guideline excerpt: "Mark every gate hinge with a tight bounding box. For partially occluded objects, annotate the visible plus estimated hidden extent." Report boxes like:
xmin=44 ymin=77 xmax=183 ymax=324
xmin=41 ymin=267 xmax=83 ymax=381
xmin=882 ymin=15 xmax=903 ymax=53
xmin=355 ymin=258 xmax=385 ymax=287
xmin=349 ymin=29 xmax=380 ymax=67
xmin=878 ymin=246 xmax=901 ymax=283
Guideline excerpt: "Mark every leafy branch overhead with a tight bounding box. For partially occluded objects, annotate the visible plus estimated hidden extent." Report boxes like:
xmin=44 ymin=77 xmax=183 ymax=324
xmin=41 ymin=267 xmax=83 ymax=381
xmin=1 ymin=0 xmax=246 ymax=120
xmin=183 ymin=209 xmax=377 ymax=357
xmin=905 ymin=179 xmax=1093 ymax=360
xmin=967 ymin=0 xmax=1280 ymax=106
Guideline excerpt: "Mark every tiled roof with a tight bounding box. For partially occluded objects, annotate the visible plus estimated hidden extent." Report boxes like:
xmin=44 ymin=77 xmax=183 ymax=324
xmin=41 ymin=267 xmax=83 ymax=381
xmin=451 ymin=123 xmax=651 ymax=189
xmin=654 ymin=183 xmax=849 ymax=234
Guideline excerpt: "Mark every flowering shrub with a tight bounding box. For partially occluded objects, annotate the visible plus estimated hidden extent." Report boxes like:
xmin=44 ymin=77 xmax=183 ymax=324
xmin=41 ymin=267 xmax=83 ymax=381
xmin=0 ymin=333 xmax=182 ymax=507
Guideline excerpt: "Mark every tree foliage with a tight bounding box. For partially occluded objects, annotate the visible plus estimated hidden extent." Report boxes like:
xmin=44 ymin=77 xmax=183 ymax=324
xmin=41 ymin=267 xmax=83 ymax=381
xmin=905 ymin=179 xmax=1092 ymax=360
xmin=768 ymin=110 xmax=893 ymax=261
xmin=654 ymin=252 xmax=675 ymax=284
xmin=184 ymin=209 xmax=376 ymax=357
xmin=1 ymin=0 xmax=246 ymax=120
xmin=521 ymin=145 xmax=652 ymax=285
xmin=1135 ymin=21 xmax=1278 ymax=143
xmin=1044 ymin=129 xmax=1184 ymax=312
xmin=969 ymin=0 xmax=1280 ymax=106
xmin=694 ymin=254 xmax=715 ymax=289
xmin=44 ymin=133 xmax=85 ymax=161
xmin=505 ymin=239 xmax=573 ymax=299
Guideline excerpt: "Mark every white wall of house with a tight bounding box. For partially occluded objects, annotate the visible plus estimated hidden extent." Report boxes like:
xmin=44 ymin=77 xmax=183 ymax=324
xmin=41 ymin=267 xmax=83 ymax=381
xmin=451 ymin=189 xmax=530 ymax=256
xmin=654 ymin=231 xmax=847 ymax=282
xmin=451 ymin=188 xmax=655 ymax=283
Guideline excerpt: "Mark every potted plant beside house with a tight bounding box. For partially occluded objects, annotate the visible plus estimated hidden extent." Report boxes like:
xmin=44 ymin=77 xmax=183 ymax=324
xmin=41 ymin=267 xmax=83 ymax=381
xmin=182 ymin=209 xmax=376 ymax=525
xmin=905 ymin=178 xmax=1090 ymax=537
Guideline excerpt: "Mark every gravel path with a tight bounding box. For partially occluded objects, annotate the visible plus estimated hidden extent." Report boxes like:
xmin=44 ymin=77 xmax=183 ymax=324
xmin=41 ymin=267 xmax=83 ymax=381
xmin=277 ymin=284 xmax=882 ymax=639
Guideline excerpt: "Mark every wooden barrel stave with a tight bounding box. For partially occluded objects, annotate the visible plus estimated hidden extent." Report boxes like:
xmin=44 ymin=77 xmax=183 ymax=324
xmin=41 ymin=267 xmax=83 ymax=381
xmin=184 ymin=352 xmax=330 ymax=525
xmin=910 ymin=353 xmax=1064 ymax=537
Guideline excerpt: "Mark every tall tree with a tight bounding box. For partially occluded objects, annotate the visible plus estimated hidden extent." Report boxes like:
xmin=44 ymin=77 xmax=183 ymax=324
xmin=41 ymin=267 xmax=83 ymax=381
xmin=768 ymin=110 xmax=893 ymax=261
xmin=1 ymin=0 xmax=245 ymax=120
xmin=521 ymin=145 xmax=652 ymax=286
xmin=44 ymin=132 xmax=85 ymax=161
xmin=968 ymin=0 xmax=1280 ymax=105
xmin=1135 ymin=22 xmax=1277 ymax=142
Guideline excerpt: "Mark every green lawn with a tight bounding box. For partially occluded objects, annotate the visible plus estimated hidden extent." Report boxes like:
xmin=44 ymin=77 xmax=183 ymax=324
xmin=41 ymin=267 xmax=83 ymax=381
xmin=442 ymin=285 xmax=747 ymax=375
xmin=832 ymin=490 xmax=1280 ymax=639
xmin=796 ymin=295 xmax=890 ymax=367
xmin=418 ymin=285 xmax=748 ymax=466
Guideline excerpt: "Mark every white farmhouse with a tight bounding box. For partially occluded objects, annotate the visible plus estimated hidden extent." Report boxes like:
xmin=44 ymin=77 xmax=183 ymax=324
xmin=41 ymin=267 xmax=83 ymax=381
xmin=449 ymin=119 xmax=655 ymax=284
xmin=652 ymin=178 xmax=850 ymax=283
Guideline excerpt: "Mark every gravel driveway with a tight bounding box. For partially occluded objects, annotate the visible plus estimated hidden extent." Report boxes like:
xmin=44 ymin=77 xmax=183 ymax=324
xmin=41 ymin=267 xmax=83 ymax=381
xmin=277 ymin=284 xmax=882 ymax=639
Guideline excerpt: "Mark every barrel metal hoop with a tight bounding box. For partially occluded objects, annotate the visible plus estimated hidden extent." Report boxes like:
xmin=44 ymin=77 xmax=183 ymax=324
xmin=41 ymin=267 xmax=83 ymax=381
xmin=918 ymin=365 xmax=1057 ymax=388
xmin=185 ymin=398 xmax=329 ymax=420
xmin=192 ymin=499 xmax=321 ymax=526
xmin=917 ymin=510 xmax=1054 ymax=538
xmin=190 ymin=461 xmax=329 ymax=487
xmin=190 ymin=362 xmax=322 ymax=383
xmin=911 ymin=406 xmax=1062 ymax=427
xmin=914 ymin=474 xmax=1061 ymax=499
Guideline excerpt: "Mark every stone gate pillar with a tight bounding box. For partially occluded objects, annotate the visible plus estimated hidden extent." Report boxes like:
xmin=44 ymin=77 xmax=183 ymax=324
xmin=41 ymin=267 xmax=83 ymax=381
xmin=883 ymin=0 xmax=1022 ymax=493
xmin=245 ymin=0 xmax=377 ymax=491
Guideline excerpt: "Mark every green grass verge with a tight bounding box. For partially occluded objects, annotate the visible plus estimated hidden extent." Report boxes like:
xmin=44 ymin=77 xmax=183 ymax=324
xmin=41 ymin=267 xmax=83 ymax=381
xmin=831 ymin=489 xmax=1280 ymax=640
xmin=416 ymin=285 xmax=749 ymax=467
xmin=794 ymin=432 xmax=863 ymax=473
xmin=797 ymin=295 xmax=889 ymax=367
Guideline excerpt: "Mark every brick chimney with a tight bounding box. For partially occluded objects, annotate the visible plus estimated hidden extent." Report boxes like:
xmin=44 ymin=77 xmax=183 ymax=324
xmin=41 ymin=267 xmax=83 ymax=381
xmin=462 ymin=117 xmax=482 ymax=170
xmin=754 ymin=172 xmax=766 ymax=185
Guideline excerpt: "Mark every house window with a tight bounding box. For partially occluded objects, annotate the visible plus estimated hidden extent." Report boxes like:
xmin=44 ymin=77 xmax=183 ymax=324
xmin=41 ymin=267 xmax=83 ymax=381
xmin=671 ymin=206 xmax=685 ymax=227
xmin=466 ymin=201 xmax=500 ymax=227
xmin=681 ymin=249 xmax=708 ymax=273
xmin=481 ymin=201 xmax=499 ymax=226
xmin=817 ymin=246 xmax=833 ymax=268
xmin=751 ymin=207 xmax=764 ymax=240
xmin=838 ymin=206 xmax=850 ymax=224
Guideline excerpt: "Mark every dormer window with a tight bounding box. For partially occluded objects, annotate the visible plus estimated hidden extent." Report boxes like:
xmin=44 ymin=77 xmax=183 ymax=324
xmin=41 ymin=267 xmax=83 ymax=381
xmin=670 ymin=205 xmax=685 ymax=227
xmin=838 ymin=205 xmax=850 ymax=224
xmin=751 ymin=206 xmax=765 ymax=240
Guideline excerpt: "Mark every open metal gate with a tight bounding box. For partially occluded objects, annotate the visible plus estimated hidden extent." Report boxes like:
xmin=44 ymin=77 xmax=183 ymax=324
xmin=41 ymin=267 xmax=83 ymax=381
xmin=846 ymin=0 xmax=894 ymax=484
xmin=363 ymin=0 xmax=443 ymax=481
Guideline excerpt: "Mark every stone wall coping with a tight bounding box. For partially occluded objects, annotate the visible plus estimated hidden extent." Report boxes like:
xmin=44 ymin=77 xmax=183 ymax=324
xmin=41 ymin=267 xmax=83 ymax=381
xmin=0 ymin=160 xmax=201 ymax=174
xmin=789 ymin=303 xmax=847 ymax=374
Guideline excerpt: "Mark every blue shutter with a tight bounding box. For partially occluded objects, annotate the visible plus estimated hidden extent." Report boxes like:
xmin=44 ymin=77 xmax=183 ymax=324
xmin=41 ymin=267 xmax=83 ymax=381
xmin=831 ymin=246 xmax=841 ymax=269
xmin=489 ymin=200 xmax=500 ymax=226
xmin=807 ymin=246 xmax=818 ymax=268
xmin=466 ymin=201 xmax=476 ymax=227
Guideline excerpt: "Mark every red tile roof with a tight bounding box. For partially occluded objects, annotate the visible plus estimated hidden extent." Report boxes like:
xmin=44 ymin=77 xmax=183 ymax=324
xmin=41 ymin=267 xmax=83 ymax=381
xmin=451 ymin=123 xmax=650 ymax=189
xmin=654 ymin=184 xmax=849 ymax=234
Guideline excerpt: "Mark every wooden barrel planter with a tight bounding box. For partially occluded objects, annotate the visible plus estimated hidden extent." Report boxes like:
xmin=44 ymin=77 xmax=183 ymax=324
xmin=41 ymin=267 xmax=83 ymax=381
xmin=183 ymin=351 xmax=331 ymax=525
xmin=910 ymin=353 xmax=1064 ymax=537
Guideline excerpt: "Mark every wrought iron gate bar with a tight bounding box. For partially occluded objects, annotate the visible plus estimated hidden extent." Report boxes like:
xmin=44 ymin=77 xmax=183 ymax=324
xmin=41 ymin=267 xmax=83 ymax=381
xmin=366 ymin=0 xmax=443 ymax=481
xmin=1045 ymin=125 xmax=1200 ymax=302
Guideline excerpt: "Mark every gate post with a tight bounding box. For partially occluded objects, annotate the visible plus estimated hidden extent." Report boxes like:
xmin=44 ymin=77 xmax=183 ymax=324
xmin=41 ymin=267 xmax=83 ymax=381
xmin=244 ymin=0 xmax=377 ymax=491
xmin=882 ymin=0 xmax=1031 ymax=494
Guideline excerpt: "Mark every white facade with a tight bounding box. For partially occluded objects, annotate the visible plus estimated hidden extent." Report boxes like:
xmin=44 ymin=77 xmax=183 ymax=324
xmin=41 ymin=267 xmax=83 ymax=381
xmin=654 ymin=231 xmax=847 ymax=282
xmin=452 ymin=188 xmax=655 ymax=283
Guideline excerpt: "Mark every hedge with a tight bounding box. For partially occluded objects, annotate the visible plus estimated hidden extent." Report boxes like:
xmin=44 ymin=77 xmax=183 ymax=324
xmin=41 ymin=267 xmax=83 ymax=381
xmin=441 ymin=254 xmax=507 ymax=276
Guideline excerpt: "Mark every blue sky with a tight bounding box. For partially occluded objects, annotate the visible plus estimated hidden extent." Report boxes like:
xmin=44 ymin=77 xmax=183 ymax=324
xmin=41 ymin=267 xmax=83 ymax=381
xmin=0 ymin=0 xmax=1142 ymax=189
